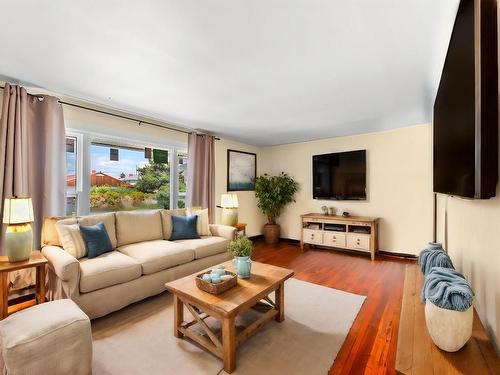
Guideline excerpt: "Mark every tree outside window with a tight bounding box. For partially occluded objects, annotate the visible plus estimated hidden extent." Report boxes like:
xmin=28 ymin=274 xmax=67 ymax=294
xmin=89 ymin=144 xmax=171 ymax=212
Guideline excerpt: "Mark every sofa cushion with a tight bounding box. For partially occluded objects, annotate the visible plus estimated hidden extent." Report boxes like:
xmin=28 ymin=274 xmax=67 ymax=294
xmin=118 ymin=240 xmax=195 ymax=275
xmin=174 ymin=236 xmax=230 ymax=259
xmin=115 ymin=210 xmax=163 ymax=246
xmin=78 ymin=213 xmax=117 ymax=249
xmin=160 ymin=208 xmax=186 ymax=239
xmin=42 ymin=216 xmax=76 ymax=246
xmin=79 ymin=251 xmax=141 ymax=293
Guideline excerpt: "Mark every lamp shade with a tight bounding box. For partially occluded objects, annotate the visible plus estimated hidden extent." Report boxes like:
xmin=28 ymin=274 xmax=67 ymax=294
xmin=3 ymin=197 xmax=34 ymax=224
xmin=220 ymin=193 xmax=238 ymax=208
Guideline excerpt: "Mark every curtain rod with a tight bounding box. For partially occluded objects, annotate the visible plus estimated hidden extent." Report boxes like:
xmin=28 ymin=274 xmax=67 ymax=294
xmin=0 ymin=84 xmax=220 ymax=140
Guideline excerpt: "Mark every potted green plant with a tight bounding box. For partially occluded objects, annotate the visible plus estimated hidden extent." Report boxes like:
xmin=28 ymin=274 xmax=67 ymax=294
xmin=254 ymin=172 xmax=299 ymax=244
xmin=228 ymin=235 xmax=253 ymax=278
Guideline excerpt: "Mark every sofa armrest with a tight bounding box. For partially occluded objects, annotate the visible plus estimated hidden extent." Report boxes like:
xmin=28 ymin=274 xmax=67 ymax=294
xmin=41 ymin=246 xmax=79 ymax=282
xmin=209 ymin=224 xmax=237 ymax=240
xmin=42 ymin=245 xmax=80 ymax=300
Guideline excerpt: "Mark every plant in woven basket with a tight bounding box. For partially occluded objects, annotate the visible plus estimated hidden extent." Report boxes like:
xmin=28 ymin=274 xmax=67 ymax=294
xmin=228 ymin=235 xmax=253 ymax=257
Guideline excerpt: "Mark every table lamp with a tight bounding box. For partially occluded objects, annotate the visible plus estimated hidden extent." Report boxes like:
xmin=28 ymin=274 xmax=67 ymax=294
xmin=220 ymin=194 xmax=238 ymax=226
xmin=3 ymin=197 xmax=34 ymax=262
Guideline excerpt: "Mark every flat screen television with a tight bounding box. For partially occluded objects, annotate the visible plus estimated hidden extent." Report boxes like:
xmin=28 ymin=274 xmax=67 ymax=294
xmin=313 ymin=150 xmax=367 ymax=200
xmin=433 ymin=0 xmax=498 ymax=199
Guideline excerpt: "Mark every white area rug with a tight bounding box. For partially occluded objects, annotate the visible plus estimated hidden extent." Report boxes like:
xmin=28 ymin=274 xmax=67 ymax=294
xmin=92 ymin=278 xmax=366 ymax=375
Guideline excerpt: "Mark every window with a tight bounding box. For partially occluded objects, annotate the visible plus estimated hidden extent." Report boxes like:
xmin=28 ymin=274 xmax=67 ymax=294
xmin=64 ymin=131 xmax=186 ymax=216
xmin=89 ymin=143 xmax=171 ymax=212
xmin=177 ymin=152 xmax=187 ymax=208
xmin=65 ymin=136 xmax=79 ymax=216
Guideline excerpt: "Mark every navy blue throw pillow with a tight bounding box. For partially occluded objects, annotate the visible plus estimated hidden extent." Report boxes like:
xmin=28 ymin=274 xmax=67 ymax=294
xmin=79 ymin=222 xmax=113 ymax=259
xmin=170 ymin=215 xmax=200 ymax=240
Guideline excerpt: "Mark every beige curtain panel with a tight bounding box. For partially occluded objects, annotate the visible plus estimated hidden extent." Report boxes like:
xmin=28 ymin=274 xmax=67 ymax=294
xmin=186 ymin=133 xmax=215 ymax=223
xmin=0 ymin=83 xmax=66 ymax=289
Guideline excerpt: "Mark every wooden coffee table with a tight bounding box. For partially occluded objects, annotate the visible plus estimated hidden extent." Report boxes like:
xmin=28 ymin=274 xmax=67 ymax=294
xmin=165 ymin=260 xmax=294 ymax=373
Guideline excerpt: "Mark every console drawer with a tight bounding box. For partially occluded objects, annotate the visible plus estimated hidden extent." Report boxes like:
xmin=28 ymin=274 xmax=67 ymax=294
xmin=347 ymin=234 xmax=370 ymax=251
xmin=303 ymin=229 xmax=323 ymax=244
xmin=323 ymin=232 xmax=346 ymax=248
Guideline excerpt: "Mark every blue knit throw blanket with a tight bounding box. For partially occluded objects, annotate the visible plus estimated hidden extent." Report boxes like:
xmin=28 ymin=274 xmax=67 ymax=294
xmin=422 ymin=267 xmax=474 ymax=311
xmin=419 ymin=247 xmax=454 ymax=276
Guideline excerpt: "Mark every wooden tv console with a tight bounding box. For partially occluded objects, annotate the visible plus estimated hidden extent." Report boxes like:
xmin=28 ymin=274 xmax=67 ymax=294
xmin=300 ymin=213 xmax=379 ymax=260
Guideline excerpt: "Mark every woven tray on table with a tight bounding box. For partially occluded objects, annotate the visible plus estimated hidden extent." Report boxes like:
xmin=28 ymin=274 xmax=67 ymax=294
xmin=195 ymin=271 xmax=237 ymax=295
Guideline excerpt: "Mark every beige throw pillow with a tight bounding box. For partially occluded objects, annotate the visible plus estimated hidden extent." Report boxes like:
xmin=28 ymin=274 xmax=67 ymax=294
xmin=55 ymin=223 xmax=86 ymax=259
xmin=187 ymin=208 xmax=211 ymax=236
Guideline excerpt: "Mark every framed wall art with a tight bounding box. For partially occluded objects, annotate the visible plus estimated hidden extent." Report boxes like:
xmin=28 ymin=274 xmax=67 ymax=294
xmin=227 ymin=149 xmax=256 ymax=191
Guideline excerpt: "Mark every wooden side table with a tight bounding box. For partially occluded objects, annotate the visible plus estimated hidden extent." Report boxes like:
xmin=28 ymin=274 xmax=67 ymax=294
xmin=233 ymin=223 xmax=247 ymax=236
xmin=0 ymin=251 xmax=48 ymax=319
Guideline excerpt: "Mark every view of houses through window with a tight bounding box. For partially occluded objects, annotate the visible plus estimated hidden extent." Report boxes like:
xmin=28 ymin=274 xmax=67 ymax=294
xmin=89 ymin=143 xmax=170 ymax=212
xmin=65 ymin=134 xmax=187 ymax=216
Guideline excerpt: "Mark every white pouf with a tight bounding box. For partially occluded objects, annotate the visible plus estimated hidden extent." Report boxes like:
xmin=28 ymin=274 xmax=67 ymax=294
xmin=424 ymin=299 xmax=473 ymax=352
xmin=0 ymin=299 xmax=92 ymax=375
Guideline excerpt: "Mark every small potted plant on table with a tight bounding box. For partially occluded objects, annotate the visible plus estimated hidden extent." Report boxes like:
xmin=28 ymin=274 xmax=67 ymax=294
xmin=228 ymin=235 xmax=253 ymax=278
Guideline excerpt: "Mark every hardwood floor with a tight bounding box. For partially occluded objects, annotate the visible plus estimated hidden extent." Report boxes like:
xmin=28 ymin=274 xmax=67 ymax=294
xmin=252 ymin=239 xmax=414 ymax=375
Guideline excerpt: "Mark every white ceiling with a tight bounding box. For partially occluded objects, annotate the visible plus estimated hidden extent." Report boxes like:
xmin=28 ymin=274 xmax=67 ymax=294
xmin=0 ymin=0 xmax=459 ymax=146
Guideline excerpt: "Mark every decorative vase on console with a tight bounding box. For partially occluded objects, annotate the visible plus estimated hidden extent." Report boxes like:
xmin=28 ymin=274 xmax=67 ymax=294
xmin=425 ymin=300 xmax=473 ymax=352
xmin=422 ymin=267 xmax=474 ymax=352
xmin=228 ymin=235 xmax=253 ymax=279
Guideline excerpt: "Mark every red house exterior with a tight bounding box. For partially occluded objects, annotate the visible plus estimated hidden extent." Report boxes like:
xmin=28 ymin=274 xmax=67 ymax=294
xmin=66 ymin=171 xmax=132 ymax=188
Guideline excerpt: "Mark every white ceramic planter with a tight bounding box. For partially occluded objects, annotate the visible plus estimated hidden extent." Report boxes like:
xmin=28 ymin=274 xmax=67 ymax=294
xmin=424 ymin=299 xmax=473 ymax=352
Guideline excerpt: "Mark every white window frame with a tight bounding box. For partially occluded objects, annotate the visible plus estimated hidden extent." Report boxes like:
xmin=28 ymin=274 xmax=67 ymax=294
xmin=66 ymin=132 xmax=84 ymax=193
xmin=65 ymin=129 xmax=187 ymax=215
xmin=176 ymin=151 xmax=188 ymax=208
xmin=65 ymin=132 xmax=84 ymax=216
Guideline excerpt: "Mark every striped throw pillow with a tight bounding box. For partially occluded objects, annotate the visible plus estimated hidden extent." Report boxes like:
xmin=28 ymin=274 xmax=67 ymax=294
xmin=55 ymin=223 xmax=87 ymax=259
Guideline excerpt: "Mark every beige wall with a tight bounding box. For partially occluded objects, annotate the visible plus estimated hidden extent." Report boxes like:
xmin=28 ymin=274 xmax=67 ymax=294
xmin=436 ymin=194 xmax=500 ymax=350
xmin=63 ymin=104 xmax=188 ymax=149
xmin=261 ymin=124 xmax=434 ymax=255
xmin=214 ymin=139 xmax=266 ymax=237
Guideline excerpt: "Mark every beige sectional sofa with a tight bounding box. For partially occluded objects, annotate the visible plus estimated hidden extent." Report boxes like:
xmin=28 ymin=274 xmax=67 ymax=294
xmin=41 ymin=209 xmax=235 ymax=319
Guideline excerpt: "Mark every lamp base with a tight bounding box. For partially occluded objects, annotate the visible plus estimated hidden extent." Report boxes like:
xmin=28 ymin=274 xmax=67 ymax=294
xmin=221 ymin=208 xmax=238 ymax=226
xmin=5 ymin=223 xmax=33 ymax=262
